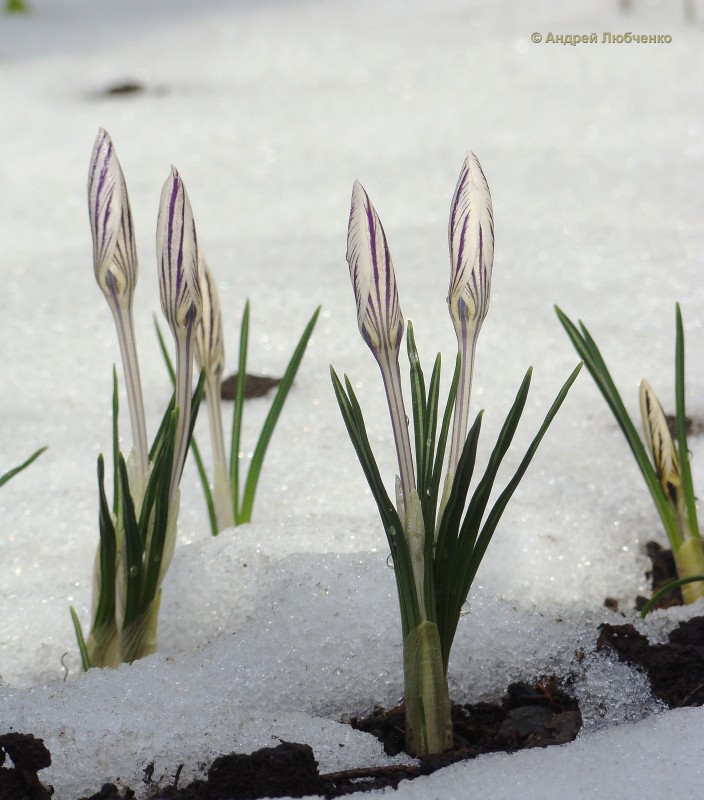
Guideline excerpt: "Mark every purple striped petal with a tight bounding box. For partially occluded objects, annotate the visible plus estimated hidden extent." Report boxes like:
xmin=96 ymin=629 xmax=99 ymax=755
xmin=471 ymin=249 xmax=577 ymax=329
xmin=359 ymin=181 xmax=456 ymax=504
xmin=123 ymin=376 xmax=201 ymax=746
xmin=346 ymin=180 xmax=403 ymax=355
xmin=194 ymin=254 xmax=225 ymax=379
xmin=447 ymin=151 xmax=494 ymax=334
xmin=157 ymin=167 xmax=202 ymax=334
xmin=88 ymin=129 xmax=138 ymax=301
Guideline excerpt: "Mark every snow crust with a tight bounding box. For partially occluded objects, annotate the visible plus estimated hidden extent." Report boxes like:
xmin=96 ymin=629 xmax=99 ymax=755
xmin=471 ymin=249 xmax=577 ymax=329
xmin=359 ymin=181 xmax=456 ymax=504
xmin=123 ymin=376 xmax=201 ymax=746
xmin=1 ymin=0 xmax=703 ymax=797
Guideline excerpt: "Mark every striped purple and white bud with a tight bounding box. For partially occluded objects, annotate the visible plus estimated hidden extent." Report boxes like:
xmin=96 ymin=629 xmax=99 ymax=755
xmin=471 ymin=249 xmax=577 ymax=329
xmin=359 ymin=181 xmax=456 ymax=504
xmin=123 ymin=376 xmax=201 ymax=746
xmin=195 ymin=255 xmax=225 ymax=381
xmin=88 ymin=129 xmax=148 ymax=485
xmin=88 ymin=129 xmax=138 ymax=304
xmin=447 ymin=152 xmax=494 ymax=338
xmin=346 ymin=180 xmax=415 ymax=509
xmin=157 ymin=167 xmax=203 ymax=338
xmin=194 ymin=256 xmax=234 ymax=531
xmin=446 ymin=152 xmax=494 ymax=479
xmin=157 ymin=167 xmax=204 ymax=502
xmin=347 ymin=180 xmax=404 ymax=357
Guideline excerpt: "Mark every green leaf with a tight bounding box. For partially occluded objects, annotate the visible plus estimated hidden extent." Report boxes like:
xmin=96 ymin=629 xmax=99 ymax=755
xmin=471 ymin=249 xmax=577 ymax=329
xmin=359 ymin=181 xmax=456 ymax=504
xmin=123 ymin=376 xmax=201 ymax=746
xmin=407 ymin=321 xmax=428 ymax=495
xmin=142 ymin=409 xmax=178 ymax=608
xmin=230 ymin=301 xmax=250 ymax=521
xmin=429 ymin=354 xmax=461 ymax=527
xmin=0 ymin=445 xmax=47 ymax=488
xmin=441 ymin=363 xmax=582 ymax=662
xmin=639 ymin=574 xmax=704 ymax=617
xmin=674 ymin=304 xmax=700 ymax=542
xmin=92 ymin=454 xmax=117 ymax=634
xmin=155 ymin=317 xmax=217 ymax=536
xmin=117 ymin=454 xmax=144 ymax=629
xmin=555 ymin=306 xmax=680 ymax=549
xmin=331 ymin=367 xmax=421 ymax=637
xmin=70 ymin=607 xmax=91 ymax=672
xmin=239 ymin=306 xmax=320 ymax=523
xmin=112 ymin=366 xmax=119 ymax=517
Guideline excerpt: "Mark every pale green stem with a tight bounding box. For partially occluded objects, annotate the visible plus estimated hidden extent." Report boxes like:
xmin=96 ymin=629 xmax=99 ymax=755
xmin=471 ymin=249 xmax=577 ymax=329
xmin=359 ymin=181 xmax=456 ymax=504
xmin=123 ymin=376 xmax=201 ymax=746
xmin=438 ymin=320 xmax=480 ymax=527
xmin=204 ymin=374 xmax=235 ymax=530
xmin=109 ymin=294 xmax=149 ymax=487
xmin=674 ymin=538 xmax=704 ymax=604
xmin=403 ymin=620 xmax=453 ymax=755
xmin=447 ymin=319 xmax=480 ymax=478
xmin=376 ymin=348 xmax=415 ymax=508
xmin=169 ymin=328 xmax=194 ymax=502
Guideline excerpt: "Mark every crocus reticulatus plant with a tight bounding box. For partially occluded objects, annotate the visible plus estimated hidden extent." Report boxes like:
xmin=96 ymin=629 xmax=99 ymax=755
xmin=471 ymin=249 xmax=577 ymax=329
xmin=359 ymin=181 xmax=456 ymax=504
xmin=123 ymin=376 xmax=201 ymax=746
xmin=332 ymin=153 xmax=581 ymax=755
xmin=557 ymin=303 xmax=704 ymax=613
xmin=71 ymin=130 xmax=205 ymax=668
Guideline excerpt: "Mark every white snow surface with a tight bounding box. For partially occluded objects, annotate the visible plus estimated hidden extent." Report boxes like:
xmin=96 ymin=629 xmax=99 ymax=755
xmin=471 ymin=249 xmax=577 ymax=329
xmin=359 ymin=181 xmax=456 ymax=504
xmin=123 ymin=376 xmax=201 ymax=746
xmin=1 ymin=0 xmax=704 ymax=797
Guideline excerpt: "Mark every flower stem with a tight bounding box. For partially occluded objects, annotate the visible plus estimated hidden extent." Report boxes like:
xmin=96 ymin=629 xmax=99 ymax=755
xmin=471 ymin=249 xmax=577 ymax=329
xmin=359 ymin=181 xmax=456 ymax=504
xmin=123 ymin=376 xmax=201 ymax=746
xmin=109 ymin=296 xmax=149 ymax=487
xmin=170 ymin=330 xmax=194 ymax=502
xmin=377 ymin=349 xmax=415 ymax=508
xmin=204 ymin=374 xmax=235 ymax=530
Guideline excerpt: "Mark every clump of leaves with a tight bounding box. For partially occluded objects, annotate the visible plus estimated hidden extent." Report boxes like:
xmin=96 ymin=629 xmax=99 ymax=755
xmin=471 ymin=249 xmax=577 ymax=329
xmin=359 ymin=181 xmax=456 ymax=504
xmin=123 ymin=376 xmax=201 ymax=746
xmin=333 ymin=154 xmax=581 ymax=755
xmin=557 ymin=304 xmax=704 ymax=614
xmin=71 ymin=130 xmax=205 ymax=667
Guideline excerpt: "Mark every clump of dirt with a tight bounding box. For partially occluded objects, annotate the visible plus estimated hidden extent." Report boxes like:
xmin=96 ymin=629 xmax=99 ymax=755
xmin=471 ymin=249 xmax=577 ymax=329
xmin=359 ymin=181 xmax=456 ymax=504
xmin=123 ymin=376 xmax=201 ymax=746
xmin=0 ymin=732 xmax=52 ymax=799
xmin=597 ymin=616 xmax=704 ymax=707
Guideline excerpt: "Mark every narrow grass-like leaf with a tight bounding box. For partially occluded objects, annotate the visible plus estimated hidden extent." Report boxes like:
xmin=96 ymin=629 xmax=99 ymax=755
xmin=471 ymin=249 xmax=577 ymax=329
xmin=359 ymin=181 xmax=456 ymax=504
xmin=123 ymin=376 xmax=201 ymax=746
xmin=407 ymin=321 xmax=427 ymax=495
xmin=555 ymin=307 xmax=679 ymax=547
xmin=93 ymin=454 xmax=117 ymax=633
xmin=70 ymin=607 xmax=91 ymax=672
xmin=239 ymin=306 xmax=320 ymax=523
xmin=331 ymin=367 xmax=421 ymax=636
xmin=674 ymin=304 xmax=699 ymax=542
xmin=0 ymin=445 xmax=47 ymax=488
xmin=111 ymin=367 xmax=120 ymax=518
xmin=441 ymin=363 xmax=583 ymax=660
xmin=429 ymin=354 xmax=461 ymax=528
xmin=118 ymin=455 xmax=143 ymax=629
xmin=142 ymin=410 xmax=178 ymax=608
xmin=230 ymin=301 xmax=249 ymax=521
xmin=639 ymin=575 xmax=704 ymax=617
xmin=155 ymin=317 xmax=216 ymax=535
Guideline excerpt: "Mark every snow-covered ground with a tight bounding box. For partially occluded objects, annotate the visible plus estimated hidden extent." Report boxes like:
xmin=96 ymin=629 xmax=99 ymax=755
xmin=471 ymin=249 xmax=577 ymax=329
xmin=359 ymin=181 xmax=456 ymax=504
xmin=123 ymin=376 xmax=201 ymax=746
xmin=1 ymin=0 xmax=703 ymax=796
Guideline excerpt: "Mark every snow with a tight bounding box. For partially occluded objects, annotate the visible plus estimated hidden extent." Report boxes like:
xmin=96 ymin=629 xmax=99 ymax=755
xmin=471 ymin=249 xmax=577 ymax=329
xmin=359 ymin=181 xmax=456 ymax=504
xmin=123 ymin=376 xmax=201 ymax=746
xmin=1 ymin=0 xmax=703 ymax=796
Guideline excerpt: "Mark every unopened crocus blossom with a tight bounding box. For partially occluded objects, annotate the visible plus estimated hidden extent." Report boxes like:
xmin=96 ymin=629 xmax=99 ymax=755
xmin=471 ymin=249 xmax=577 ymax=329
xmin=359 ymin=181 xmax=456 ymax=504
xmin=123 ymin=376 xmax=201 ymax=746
xmin=156 ymin=167 xmax=203 ymax=501
xmin=88 ymin=128 xmax=149 ymax=488
xmin=195 ymin=256 xmax=235 ymax=531
xmin=446 ymin=152 xmax=494 ymax=479
xmin=346 ymin=180 xmax=415 ymax=506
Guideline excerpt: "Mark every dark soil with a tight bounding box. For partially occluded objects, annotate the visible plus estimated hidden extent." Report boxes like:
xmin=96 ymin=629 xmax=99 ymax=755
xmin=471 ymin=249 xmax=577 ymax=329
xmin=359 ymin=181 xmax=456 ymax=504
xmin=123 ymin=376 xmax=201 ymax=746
xmin=220 ymin=373 xmax=282 ymax=400
xmin=5 ymin=546 xmax=702 ymax=800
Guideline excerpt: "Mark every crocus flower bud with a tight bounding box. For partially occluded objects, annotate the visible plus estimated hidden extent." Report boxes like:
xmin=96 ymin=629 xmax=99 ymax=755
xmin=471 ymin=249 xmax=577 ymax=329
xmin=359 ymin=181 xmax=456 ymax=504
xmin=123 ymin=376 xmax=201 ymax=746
xmin=195 ymin=255 xmax=225 ymax=381
xmin=445 ymin=152 xmax=494 ymax=480
xmin=88 ymin=128 xmax=138 ymax=304
xmin=157 ymin=167 xmax=203 ymax=336
xmin=346 ymin=180 xmax=415 ymax=509
xmin=640 ymin=378 xmax=681 ymax=502
xmin=447 ymin=151 xmax=494 ymax=339
xmin=346 ymin=180 xmax=404 ymax=358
